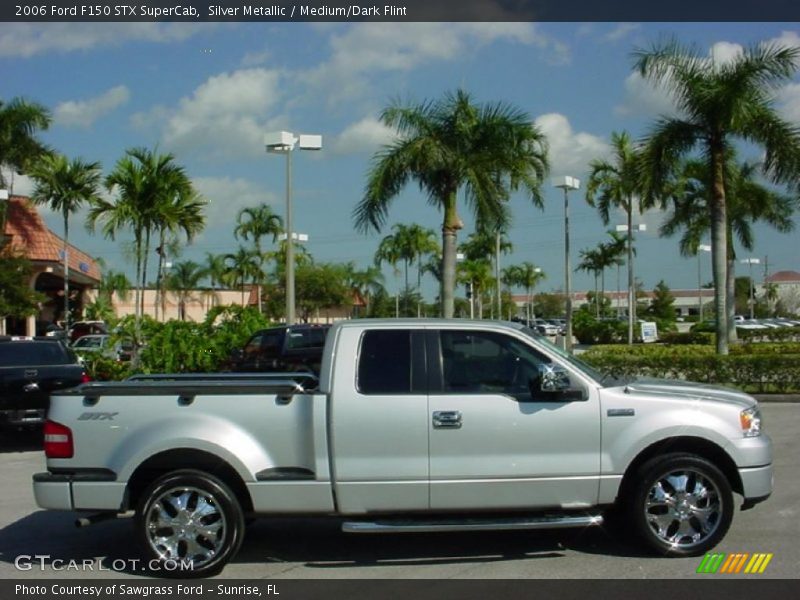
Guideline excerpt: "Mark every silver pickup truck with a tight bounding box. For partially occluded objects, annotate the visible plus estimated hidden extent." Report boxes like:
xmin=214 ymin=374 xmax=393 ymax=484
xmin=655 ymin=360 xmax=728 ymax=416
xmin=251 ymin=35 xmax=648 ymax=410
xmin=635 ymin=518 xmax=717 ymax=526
xmin=33 ymin=319 xmax=773 ymax=576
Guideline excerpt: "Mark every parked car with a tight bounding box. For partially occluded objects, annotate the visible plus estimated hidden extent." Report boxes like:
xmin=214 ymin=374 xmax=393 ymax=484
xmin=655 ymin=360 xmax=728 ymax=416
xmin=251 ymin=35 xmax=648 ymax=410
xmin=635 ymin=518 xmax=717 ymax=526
xmin=0 ymin=336 xmax=89 ymax=430
xmin=34 ymin=319 xmax=771 ymax=576
xmin=228 ymin=324 xmax=330 ymax=375
xmin=68 ymin=321 xmax=108 ymax=344
xmin=532 ymin=318 xmax=559 ymax=336
xmin=72 ymin=334 xmax=134 ymax=362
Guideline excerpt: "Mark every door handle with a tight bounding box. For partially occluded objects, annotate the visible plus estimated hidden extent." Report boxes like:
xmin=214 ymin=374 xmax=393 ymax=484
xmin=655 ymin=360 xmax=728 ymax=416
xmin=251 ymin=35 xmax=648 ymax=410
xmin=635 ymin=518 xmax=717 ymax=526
xmin=23 ymin=382 xmax=40 ymax=392
xmin=433 ymin=410 xmax=462 ymax=429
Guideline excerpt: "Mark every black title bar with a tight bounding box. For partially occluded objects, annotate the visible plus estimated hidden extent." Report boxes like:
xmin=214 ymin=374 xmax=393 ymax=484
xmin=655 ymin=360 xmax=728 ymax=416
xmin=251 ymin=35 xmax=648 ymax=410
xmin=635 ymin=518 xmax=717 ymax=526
xmin=3 ymin=0 xmax=800 ymax=22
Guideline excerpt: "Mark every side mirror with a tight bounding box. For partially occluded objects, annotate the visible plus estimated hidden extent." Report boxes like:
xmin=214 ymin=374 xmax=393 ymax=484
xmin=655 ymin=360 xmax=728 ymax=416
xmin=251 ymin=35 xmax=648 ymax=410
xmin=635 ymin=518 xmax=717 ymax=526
xmin=538 ymin=363 xmax=571 ymax=394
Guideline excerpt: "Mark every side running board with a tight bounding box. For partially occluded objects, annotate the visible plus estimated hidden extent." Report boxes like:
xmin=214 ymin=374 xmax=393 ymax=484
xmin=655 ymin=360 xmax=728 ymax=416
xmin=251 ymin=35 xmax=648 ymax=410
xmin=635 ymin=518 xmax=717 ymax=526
xmin=342 ymin=513 xmax=603 ymax=534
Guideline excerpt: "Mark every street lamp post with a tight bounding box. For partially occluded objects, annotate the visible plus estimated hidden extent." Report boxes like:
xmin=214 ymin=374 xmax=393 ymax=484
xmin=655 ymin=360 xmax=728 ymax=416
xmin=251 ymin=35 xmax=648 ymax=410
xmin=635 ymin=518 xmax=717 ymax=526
xmin=529 ymin=266 xmax=542 ymax=323
xmin=697 ymin=244 xmax=711 ymax=321
xmin=741 ymin=258 xmax=761 ymax=319
xmin=265 ymin=131 xmax=322 ymax=325
xmin=554 ymin=176 xmax=580 ymax=353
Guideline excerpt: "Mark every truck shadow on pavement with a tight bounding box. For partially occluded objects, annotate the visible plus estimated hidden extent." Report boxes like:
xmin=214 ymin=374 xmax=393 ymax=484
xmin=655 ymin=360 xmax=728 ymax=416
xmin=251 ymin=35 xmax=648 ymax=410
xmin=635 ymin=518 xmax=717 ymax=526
xmin=0 ymin=512 xmax=652 ymax=577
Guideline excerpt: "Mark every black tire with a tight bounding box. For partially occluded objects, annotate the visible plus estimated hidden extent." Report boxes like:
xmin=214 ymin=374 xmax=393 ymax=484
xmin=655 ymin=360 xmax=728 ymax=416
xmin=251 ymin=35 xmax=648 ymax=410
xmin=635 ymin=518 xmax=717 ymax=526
xmin=629 ymin=453 xmax=733 ymax=557
xmin=135 ymin=469 xmax=245 ymax=578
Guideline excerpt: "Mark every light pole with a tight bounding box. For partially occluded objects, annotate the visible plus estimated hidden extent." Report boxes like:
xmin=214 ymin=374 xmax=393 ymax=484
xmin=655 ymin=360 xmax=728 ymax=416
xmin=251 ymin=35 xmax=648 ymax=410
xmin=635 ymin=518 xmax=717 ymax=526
xmin=265 ymin=131 xmax=322 ymax=325
xmin=697 ymin=244 xmax=711 ymax=320
xmin=741 ymin=258 xmax=761 ymax=319
xmin=529 ymin=267 xmax=542 ymax=323
xmin=554 ymin=176 xmax=580 ymax=353
xmin=616 ymin=222 xmax=647 ymax=344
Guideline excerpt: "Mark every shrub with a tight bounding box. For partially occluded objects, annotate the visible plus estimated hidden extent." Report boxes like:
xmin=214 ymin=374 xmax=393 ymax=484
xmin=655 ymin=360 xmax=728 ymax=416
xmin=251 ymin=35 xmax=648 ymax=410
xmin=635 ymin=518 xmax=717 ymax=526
xmin=580 ymin=344 xmax=800 ymax=393
xmin=658 ymin=331 xmax=714 ymax=345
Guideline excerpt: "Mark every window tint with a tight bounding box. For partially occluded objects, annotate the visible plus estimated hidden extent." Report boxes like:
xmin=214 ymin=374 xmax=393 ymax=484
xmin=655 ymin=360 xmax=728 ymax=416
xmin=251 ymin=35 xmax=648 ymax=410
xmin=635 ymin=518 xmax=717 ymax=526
xmin=286 ymin=328 xmax=327 ymax=350
xmin=440 ymin=330 xmax=548 ymax=398
xmin=0 ymin=342 xmax=70 ymax=366
xmin=357 ymin=330 xmax=412 ymax=394
xmin=243 ymin=334 xmax=263 ymax=358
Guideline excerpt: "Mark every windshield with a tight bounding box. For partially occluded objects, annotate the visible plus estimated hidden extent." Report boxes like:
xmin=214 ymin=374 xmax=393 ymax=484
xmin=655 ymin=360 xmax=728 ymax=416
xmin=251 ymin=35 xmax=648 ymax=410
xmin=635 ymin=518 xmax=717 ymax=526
xmin=520 ymin=327 xmax=606 ymax=385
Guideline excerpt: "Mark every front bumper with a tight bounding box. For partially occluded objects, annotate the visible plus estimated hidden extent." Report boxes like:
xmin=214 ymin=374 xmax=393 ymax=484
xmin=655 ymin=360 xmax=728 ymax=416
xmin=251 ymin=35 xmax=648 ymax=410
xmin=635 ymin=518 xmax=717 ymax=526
xmin=738 ymin=463 xmax=773 ymax=508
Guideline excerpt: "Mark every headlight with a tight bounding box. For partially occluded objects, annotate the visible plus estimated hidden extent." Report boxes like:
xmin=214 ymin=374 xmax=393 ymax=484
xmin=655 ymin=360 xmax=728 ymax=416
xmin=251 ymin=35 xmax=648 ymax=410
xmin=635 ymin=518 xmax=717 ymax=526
xmin=740 ymin=406 xmax=762 ymax=438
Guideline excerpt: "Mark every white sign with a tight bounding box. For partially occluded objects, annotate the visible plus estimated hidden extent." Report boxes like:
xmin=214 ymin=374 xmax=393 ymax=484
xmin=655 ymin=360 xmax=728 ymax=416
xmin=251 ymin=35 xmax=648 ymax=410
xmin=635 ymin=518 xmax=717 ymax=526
xmin=641 ymin=321 xmax=658 ymax=343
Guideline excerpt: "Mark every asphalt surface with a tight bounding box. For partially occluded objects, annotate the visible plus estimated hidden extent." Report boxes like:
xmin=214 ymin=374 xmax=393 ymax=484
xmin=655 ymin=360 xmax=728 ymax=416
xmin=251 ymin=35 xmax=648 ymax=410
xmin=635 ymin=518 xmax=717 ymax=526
xmin=0 ymin=404 xmax=798 ymax=580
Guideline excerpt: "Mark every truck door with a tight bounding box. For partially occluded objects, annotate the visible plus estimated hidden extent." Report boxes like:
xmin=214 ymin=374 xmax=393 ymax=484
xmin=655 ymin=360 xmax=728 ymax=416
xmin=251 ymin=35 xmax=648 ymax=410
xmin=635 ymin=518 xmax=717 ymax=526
xmin=329 ymin=328 xmax=429 ymax=513
xmin=427 ymin=328 xmax=601 ymax=510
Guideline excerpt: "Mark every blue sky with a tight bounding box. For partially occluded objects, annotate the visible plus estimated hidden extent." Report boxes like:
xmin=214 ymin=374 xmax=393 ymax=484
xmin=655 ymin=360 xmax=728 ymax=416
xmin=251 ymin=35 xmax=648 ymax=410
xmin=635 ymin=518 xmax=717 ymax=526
xmin=2 ymin=21 xmax=799 ymax=297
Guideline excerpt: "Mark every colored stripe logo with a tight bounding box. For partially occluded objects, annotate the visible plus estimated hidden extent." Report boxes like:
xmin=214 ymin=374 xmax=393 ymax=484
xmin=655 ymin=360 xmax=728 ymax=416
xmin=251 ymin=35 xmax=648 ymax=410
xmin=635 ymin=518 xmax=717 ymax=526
xmin=696 ymin=553 xmax=773 ymax=574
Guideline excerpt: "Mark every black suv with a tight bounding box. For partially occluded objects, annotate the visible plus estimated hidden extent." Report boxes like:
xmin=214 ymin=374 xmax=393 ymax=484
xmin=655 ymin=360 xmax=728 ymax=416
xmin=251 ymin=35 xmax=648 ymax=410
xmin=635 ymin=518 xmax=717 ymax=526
xmin=0 ymin=337 xmax=88 ymax=430
xmin=228 ymin=325 xmax=330 ymax=375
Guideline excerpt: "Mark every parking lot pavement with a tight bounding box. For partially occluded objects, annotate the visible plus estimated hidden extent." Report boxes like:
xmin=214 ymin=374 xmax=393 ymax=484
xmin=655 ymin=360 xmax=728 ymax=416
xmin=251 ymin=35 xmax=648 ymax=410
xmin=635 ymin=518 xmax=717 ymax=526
xmin=0 ymin=404 xmax=798 ymax=580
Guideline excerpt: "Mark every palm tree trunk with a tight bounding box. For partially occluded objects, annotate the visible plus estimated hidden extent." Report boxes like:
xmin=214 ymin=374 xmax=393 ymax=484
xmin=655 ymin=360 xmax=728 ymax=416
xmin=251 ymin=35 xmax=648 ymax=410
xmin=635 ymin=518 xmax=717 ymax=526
xmin=141 ymin=228 xmax=151 ymax=318
xmin=710 ymin=145 xmax=729 ymax=355
xmin=627 ymin=202 xmax=634 ymax=345
xmin=594 ymin=273 xmax=599 ymax=318
xmin=62 ymin=211 xmax=70 ymax=331
xmin=155 ymin=228 xmax=165 ymax=322
xmin=441 ymin=191 xmax=461 ymax=319
xmin=726 ymin=255 xmax=738 ymax=344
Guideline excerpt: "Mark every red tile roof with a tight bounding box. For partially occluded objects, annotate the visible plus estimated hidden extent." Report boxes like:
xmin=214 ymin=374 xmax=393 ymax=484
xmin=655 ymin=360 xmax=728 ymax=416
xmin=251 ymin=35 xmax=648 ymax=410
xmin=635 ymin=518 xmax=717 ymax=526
xmin=766 ymin=270 xmax=800 ymax=284
xmin=2 ymin=196 xmax=101 ymax=282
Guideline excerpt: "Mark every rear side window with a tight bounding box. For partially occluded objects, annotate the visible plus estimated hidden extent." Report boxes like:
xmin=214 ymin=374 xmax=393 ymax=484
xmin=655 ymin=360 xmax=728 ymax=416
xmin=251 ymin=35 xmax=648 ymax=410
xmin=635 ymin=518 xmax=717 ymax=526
xmin=357 ymin=330 xmax=412 ymax=394
xmin=286 ymin=328 xmax=327 ymax=350
xmin=0 ymin=342 xmax=70 ymax=366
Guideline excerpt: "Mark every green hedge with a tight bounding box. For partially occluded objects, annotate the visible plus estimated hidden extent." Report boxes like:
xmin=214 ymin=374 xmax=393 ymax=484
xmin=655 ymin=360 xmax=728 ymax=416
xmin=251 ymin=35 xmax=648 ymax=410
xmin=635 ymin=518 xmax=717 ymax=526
xmin=581 ymin=345 xmax=800 ymax=393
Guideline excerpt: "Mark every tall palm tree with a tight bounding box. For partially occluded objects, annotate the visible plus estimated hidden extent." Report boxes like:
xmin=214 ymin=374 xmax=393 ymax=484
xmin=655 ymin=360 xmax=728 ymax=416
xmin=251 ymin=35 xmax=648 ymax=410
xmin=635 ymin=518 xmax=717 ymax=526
xmin=0 ymin=97 xmax=51 ymax=190
xmin=660 ymin=155 xmax=797 ymax=342
xmin=586 ymin=131 xmax=643 ymax=343
xmin=602 ymin=231 xmax=629 ymax=317
xmin=405 ymin=224 xmax=439 ymax=315
xmin=460 ymin=228 xmax=513 ymax=317
xmin=354 ymin=89 xmax=549 ymax=318
xmin=154 ymin=189 xmax=206 ymax=320
xmin=29 ymin=154 xmax=103 ymax=330
xmin=165 ymin=260 xmax=203 ymax=321
xmin=634 ymin=39 xmax=800 ymax=354
xmin=234 ymin=204 xmax=283 ymax=313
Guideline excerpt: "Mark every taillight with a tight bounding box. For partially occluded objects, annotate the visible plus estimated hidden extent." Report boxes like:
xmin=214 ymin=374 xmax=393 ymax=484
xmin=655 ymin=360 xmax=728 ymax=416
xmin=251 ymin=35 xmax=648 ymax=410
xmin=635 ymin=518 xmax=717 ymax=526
xmin=81 ymin=372 xmax=91 ymax=384
xmin=44 ymin=420 xmax=74 ymax=459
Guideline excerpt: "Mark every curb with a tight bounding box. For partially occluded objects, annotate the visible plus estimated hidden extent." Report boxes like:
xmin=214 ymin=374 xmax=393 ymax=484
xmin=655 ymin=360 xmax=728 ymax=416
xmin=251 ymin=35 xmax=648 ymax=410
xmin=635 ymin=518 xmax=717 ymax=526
xmin=753 ymin=394 xmax=800 ymax=403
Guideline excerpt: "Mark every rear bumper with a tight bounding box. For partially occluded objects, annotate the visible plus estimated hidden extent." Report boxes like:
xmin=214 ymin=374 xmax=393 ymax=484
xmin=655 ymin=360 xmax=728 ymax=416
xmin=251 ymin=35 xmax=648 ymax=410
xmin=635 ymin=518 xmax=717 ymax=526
xmin=33 ymin=472 xmax=125 ymax=511
xmin=0 ymin=408 xmax=46 ymax=426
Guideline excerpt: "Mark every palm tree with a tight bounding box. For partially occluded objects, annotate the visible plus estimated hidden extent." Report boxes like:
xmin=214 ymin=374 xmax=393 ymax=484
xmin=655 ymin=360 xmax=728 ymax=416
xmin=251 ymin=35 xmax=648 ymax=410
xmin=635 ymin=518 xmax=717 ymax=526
xmin=460 ymin=228 xmax=513 ymax=318
xmin=576 ymin=247 xmax=605 ymax=317
xmin=165 ymin=260 xmax=203 ymax=321
xmin=660 ymin=155 xmax=797 ymax=342
xmin=29 ymin=154 xmax=103 ymax=330
xmin=457 ymin=258 xmax=493 ymax=319
xmin=602 ymin=231 xmax=628 ymax=317
xmin=405 ymin=224 xmax=439 ymax=315
xmin=354 ymin=89 xmax=549 ymax=318
xmin=586 ymin=131 xmax=643 ymax=343
xmin=154 ymin=189 xmax=205 ymax=320
xmin=374 ymin=230 xmax=407 ymax=316
xmin=202 ymin=252 xmax=228 ymax=309
xmin=502 ymin=262 xmax=545 ymax=322
xmin=345 ymin=263 xmax=385 ymax=317
xmin=224 ymin=247 xmax=261 ymax=307
xmin=234 ymin=204 xmax=283 ymax=313
xmin=0 ymin=97 xmax=51 ymax=190
xmin=634 ymin=39 xmax=800 ymax=354
xmin=97 ymin=269 xmax=132 ymax=308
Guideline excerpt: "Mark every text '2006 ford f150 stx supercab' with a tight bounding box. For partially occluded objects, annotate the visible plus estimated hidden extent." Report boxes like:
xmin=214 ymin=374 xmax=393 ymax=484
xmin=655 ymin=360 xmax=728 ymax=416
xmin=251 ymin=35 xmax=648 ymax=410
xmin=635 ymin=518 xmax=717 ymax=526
xmin=33 ymin=319 xmax=773 ymax=576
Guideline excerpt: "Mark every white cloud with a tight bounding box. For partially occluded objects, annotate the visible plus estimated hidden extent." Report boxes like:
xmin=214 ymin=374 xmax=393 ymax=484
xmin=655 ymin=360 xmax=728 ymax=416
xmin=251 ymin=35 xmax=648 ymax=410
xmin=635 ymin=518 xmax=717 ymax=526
xmin=303 ymin=23 xmax=570 ymax=105
xmin=0 ymin=23 xmax=215 ymax=58
xmin=158 ymin=68 xmax=285 ymax=158
xmin=768 ymin=31 xmax=800 ymax=50
xmin=533 ymin=113 xmax=608 ymax=178
xmin=192 ymin=176 xmax=279 ymax=225
xmin=603 ymin=23 xmax=641 ymax=43
xmin=54 ymin=85 xmax=130 ymax=128
xmin=331 ymin=117 xmax=396 ymax=155
xmin=778 ymin=83 xmax=800 ymax=123
xmin=615 ymin=71 xmax=680 ymax=118
xmin=709 ymin=41 xmax=744 ymax=66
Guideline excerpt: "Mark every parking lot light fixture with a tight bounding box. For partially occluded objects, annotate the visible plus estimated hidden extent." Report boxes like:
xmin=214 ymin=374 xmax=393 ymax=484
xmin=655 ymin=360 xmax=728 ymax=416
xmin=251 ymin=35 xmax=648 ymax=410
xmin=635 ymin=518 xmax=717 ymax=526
xmin=553 ymin=176 xmax=580 ymax=353
xmin=265 ymin=132 xmax=322 ymax=325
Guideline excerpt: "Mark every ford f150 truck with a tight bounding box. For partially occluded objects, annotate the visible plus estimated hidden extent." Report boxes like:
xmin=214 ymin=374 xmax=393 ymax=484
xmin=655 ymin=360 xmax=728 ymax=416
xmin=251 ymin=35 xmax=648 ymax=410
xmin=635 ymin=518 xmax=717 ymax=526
xmin=33 ymin=319 xmax=773 ymax=577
